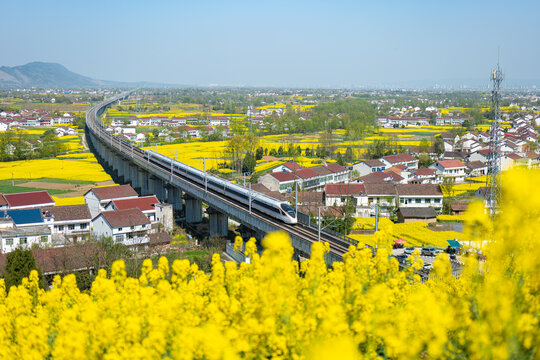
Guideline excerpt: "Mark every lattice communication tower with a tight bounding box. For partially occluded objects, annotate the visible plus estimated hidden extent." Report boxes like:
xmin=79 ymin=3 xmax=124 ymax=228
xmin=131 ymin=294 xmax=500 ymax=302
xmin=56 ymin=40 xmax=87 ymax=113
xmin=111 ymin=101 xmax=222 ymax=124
xmin=485 ymin=63 xmax=503 ymax=216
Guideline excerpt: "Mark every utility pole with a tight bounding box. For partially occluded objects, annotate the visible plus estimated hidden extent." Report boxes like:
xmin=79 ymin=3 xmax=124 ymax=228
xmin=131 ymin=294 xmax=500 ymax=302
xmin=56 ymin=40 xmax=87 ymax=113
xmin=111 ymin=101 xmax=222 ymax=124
xmin=485 ymin=60 xmax=503 ymax=217
xmin=295 ymin=181 xmax=298 ymax=219
xmin=318 ymin=206 xmax=321 ymax=242
xmin=249 ymin=183 xmax=252 ymax=214
xmin=375 ymin=203 xmax=379 ymax=232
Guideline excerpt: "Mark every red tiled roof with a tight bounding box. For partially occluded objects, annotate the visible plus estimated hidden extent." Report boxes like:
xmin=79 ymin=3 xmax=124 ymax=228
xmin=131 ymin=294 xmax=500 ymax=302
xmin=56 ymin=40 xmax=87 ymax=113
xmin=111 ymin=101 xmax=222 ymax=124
xmin=294 ymin=168 xmax=319 ymax=179
xmin=282 ymin=162 xmax=303 ymax=171
xmin=382 ymin=153 xmax=416 ymax=164
xmin=360 ymin=159 xmax=385 ymax=167
xmin=413 ymin=168 xmax=436 ymax=176
xmin=87 ymin=185 xmax=138 ymax=201
xmin=42 ymin=205 xmax=91 ymax=221
xmin=476 ymin=149 xmax=490 ymax=156
xmin=270 ymin=172 xmax=299 ymax=182
xmin=3 ymin=190 xmax=54 ymax=208
xmin=98 ymin=209 xmax=150 ymax=228
xmin=437 ymin=159 xmax=466 ymax=169
xmin=325 ymin=162 xmax=348 ymax=173
xmin=326 ymin=184 xmax=366 ymax=196
xmin=111 ymin=196 xmax=160 ymax=211
xmin=396 ymin=184 xmax=443 ymax=196
xmin=506 ymin=153 xmax=522 ymax=160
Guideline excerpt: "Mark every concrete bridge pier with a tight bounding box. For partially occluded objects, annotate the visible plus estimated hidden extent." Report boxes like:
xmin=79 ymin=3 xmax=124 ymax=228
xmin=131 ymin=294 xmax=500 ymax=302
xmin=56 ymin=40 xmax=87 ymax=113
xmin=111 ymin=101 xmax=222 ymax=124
xmin=140 ymin=170 xmax=151 ymax=196
xmin=208 ymin=208 xmax=228 ymax=237
xmin=128 ymin=164 xmax=139 ymax=189
xmin=167 ymin=186 xmax=183 ymax=214
xmin=121 ymin=159 xmax=130 ymax=184
xmin=185 ymin=195 xmax=203 ymax=223
xmin=116 ymin=155 xmax=125 ymax=183
xmin=151 ymin=177 xmax=166 ymax=202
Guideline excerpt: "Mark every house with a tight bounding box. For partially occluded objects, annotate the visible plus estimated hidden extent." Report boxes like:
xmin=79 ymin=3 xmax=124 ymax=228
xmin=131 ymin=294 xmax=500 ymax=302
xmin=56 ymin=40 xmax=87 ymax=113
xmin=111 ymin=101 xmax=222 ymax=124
xmin=468 ymin=149 xmax=490 ymax=163
xmin=450 ymin=202 xmax=469 ymax=215
xmin=352 ymin=159 xmax=386 ymax=177
xmin=324 ymin=184 xmax=368 ymax=217
xmin=397 ymin=207 xmax=438 ymax=223
xmin=55 ymin=126 xmax=78 ymax=137
xmin=84 ymin=185 xmax=139 ymax=218
xmin=41 ymin=204 xmax=92 ymax=243
xmin=409 ymin=168 xmax=437 ymax=184
xmin=380 ymin=153 xmax=418 ymax=170
xmin=294 ymin=168 xmax=323 ymax=191
xmin=209 ymin=116 xmax=230 ymax=127
xmin=363 ymin=183 xmax=397 ymax=217
xmin=325 ymin=162 xmax=350 ymax=183
xmin=396 ymin=184 xmax=443 ymax=212
xmin=105 ymin=195 xmax=160 ymax=222
xmin=91 ymin=208 xmax=151 ymax=246
xmin=0 ymin=224 xmax=51 ymax=254
xmin=3 ymin=209 xmax=45 ymax=227
xmin=3 ymin=190 xmax=55 ymax=210
xmin=466 ymin=161 xmax=488 ymax=176
xmin=501 ymin=153 xmax=522 ymax=171
xmin=272 ymin=161 xmax=303 ymax=173
xmin=259 ymin=172 xmax=300 ymax=193
xmin=358 ymin=171 xmax=403 ymax=184
xmin=429 ymin=160 xmax=467 ymax=183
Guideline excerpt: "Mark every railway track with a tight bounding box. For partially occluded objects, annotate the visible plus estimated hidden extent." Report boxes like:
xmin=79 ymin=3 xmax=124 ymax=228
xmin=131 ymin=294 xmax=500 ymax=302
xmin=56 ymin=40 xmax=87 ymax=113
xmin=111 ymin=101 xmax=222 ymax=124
xmin=85 ymin=92 xmax=351 ymax=259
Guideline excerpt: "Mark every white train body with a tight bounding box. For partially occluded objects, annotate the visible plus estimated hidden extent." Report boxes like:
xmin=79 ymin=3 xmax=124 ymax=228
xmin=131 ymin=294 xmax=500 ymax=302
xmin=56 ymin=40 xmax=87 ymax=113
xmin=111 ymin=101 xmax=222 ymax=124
xmin=146 ymin=150 xmax=297 ymax=224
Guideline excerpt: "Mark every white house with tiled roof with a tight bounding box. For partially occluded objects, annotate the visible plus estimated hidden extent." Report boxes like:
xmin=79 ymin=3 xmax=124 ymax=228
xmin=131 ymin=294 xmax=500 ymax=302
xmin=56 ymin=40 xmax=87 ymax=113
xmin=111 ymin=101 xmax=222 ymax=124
xmin=429 ymin=160 xmax=467 ymax=183
xmin=91 ymin=208 xmax=151 ymax=246
xmin=84 ymin=185 xmax=139 ymax=218
xmin=380 ymin=153 xmax=419 ymax=170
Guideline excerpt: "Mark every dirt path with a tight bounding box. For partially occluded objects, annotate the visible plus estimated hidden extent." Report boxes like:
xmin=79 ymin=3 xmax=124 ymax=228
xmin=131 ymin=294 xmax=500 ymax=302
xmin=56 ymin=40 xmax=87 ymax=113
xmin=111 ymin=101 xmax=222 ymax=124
xmin=16 ymin=180 xmax=116 ymax=198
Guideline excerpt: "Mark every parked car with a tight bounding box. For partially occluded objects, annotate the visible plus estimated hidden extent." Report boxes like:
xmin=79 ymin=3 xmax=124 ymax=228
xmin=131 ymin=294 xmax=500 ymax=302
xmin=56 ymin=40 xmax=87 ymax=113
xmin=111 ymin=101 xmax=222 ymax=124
xmin=421 ymin=247 xmax=439 ymax=256
xmin=394 ymin=254 xmax=408 ymax=263
xmin=403 ymin=247 xmax=415 ymax=255
xmin=423 ymin=263 xmax=433 ymax=271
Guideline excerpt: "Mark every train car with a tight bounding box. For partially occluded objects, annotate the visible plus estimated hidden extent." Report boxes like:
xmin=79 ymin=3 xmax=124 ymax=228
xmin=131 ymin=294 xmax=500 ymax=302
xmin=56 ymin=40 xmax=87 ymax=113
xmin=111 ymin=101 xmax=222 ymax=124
xmin=146 ymin=150 xmax=297 ymax=224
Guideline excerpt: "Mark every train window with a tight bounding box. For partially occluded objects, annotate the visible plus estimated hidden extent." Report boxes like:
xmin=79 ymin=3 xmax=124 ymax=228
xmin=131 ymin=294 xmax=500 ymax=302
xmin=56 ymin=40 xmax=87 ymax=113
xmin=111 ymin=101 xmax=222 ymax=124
xmin=280 ymin=203 xmax=296 ymax=217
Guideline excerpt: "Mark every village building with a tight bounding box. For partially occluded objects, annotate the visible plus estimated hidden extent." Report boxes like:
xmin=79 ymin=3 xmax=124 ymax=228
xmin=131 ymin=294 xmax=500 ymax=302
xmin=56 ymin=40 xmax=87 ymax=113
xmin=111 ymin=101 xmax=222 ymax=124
xmin=352 ymin=159 xmax=386 ymax=177
xmin=259 ymin=172 xmax=299 ymax=193
xmin=84 ymin=185 xmax=139 ymax=218
xmin=397 ymin=207 xmax=438 ymax=223
xmin=2 ymin=190 xmax=55 ymax=210
xmin=396 ymin=184 xmax=443 ymax=212
xmin=91 ymin=208 xmax=151 ymax=246
xmin=41 ymin=204 xmax=92 ymax=243
xmin=104 ymin=195 xmax=161 ymax=222
xmin=380 ymin=153 xmax=419 ymax=170
xmin=429 ymin=159 xmax=467 ymax=183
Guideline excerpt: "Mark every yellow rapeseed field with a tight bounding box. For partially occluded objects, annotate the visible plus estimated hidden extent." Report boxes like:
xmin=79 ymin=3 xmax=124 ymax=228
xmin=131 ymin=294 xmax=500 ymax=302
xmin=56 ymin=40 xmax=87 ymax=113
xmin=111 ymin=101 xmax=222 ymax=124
xmin=0 ymin=154 xmax=112 ymax=182
xmin=0 ymin=168 xmax=537 ymax=359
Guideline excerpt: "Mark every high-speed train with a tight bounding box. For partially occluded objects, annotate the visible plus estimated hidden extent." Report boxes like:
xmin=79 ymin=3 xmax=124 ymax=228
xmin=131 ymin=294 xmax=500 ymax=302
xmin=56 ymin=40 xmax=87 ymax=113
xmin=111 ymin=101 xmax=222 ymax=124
xmin=146 ymin=150 xmax=297 ymax=224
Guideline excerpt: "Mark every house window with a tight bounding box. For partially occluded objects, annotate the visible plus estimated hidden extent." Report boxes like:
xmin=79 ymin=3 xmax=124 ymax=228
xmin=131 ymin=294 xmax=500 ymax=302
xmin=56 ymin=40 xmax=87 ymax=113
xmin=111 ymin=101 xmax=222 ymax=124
xmin=131 ymin=226 xmax=135 ymax=230
xmin=68 ymin=224 xmax=75 ymax=230
xmin=118 ymin=227 xmax=123 ymax=231
xmin=41 ymin=236 xmax=48 ymax=243
xmin=58 ymin=225 xmax=64 ymax=231
xmin=6 ymin=239 xmax=13 ymax=246
xmin=434 ymin=198 xmax=441 ymax=203
xmin=80 ymin=223 xmax=87 ymax=230
xmin=20 ymin=237 xmax=27 ymax=245
xmin=400 ymin=198 xmax=404 ymax=204
xmin=415 ymin=198 xmax=422 ymax=204
xmin=114 ymin=235 xmax=123 ymax=243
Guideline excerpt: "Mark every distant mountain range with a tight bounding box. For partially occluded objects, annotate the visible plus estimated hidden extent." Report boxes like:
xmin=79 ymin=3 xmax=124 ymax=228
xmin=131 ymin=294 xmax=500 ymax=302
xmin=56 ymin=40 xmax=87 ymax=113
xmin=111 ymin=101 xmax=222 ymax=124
xmin=0 ymin=62 xmax=177 ymax=88
xmin=1 ymin=61 xmax=539 ymax=90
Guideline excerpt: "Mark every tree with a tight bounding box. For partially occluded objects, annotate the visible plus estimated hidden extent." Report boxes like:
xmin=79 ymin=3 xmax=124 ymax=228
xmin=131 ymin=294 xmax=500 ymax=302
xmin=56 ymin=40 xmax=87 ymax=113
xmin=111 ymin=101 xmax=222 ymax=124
xmin=3 ymin=248 xmax=45 ymax=291
xmin=255 ymin=147 xmax=264 ymax=161
xmin=344 ymin=147 xmax=354 ymax=162
xmin=434 ymin=136 xmax=445 ymax=155
xmin=242 ymin=152 xmax=257 ymax=174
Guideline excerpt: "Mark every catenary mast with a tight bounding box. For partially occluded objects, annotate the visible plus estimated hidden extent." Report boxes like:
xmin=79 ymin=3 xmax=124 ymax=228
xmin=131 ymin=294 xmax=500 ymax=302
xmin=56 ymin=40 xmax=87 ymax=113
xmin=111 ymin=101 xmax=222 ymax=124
xmin=485 ymin=63 xmax=503 ymax=217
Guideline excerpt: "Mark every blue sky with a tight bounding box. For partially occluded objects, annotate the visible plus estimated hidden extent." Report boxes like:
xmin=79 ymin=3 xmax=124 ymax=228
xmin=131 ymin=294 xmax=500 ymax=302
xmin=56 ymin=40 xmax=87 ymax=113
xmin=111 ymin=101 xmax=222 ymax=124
xmin=2 ymin=0 xmax=539 ymax=87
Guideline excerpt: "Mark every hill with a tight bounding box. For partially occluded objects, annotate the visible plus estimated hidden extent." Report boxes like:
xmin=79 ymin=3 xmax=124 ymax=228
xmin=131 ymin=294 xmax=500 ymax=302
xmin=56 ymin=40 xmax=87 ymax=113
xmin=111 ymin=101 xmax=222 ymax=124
xmin=0 ymin=62 xmax=113 ymax=88
xmin=0 ymin=62 xmax=181 ymax=88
